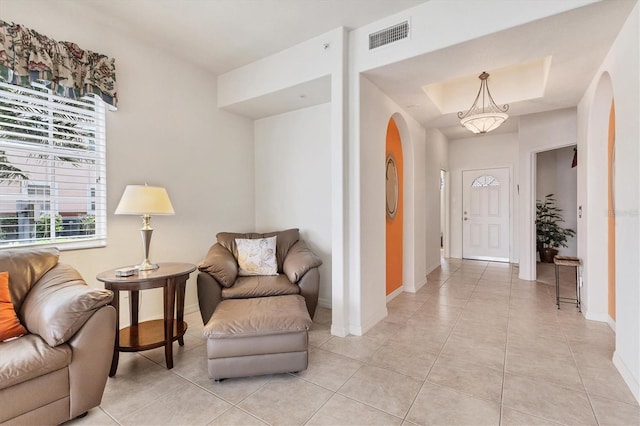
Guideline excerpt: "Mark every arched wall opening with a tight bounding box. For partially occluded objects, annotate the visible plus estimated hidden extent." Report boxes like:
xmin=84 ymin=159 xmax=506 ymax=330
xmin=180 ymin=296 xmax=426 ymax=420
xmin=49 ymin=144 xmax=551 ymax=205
xmin=583 ymin=71 xmax=614 ymax=322
xmin=385 ymin=117 xmax=404 ymax=297
xmin=388 ymin=113 xmax=416 ymax=297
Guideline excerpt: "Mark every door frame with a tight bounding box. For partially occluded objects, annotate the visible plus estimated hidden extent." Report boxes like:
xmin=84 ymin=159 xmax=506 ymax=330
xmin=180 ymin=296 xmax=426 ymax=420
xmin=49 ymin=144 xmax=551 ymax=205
xmin=461 ymin=166 xmax=513 ymax=263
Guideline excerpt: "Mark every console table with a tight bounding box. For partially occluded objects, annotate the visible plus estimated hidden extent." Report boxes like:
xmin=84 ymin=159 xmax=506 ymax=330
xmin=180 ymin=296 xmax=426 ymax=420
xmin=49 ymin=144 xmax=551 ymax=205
xmin=97 ymin=262 xmax=196 ymax=376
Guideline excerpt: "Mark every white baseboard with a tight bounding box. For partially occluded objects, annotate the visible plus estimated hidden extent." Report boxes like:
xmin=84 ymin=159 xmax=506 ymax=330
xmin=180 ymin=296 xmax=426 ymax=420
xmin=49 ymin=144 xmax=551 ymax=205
xmin=348 ymin=305 xmax=387 ymax=336
xmin=386 ymin=286 xmax=404 ymax=302
xmin=185 ymin=302 xmax=199 ymax=315
xmin=317 ymin=297 xmax=332 ymax=309
xmin=613 ymin=351 xmax=640 ymax=404
xmin=331 ymin=323 xmax=348 ymax=337
xmin=607 ymin=316 xmax=616 ymax=332
xmin=585 ymin=310 xmax=610 ymax=323
xmin=404 ymin=278 xmax=427 ymax=293
xmin=427 ymin=262 xmax=442 ymax=275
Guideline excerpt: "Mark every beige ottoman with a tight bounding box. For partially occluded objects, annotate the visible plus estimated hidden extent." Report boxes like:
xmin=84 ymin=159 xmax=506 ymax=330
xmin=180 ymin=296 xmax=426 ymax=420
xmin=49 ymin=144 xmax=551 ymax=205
xmin=203 ymin=294 xmax=312 ymax=380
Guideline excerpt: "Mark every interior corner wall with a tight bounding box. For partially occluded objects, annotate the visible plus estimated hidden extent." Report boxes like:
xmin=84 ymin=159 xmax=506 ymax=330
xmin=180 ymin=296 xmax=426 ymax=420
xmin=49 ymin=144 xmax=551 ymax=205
xmin=2 ymin=1 xmax=256 ymax=325
xmin=536 ymin=146 xmax=578 ymax=257
xmin=577 ymin=2 xmax=639 ymax=403
xmin=254 ymin=103 xmax=332 ymax=308
xmin=448 ymin=133 xmax=519 ymax=262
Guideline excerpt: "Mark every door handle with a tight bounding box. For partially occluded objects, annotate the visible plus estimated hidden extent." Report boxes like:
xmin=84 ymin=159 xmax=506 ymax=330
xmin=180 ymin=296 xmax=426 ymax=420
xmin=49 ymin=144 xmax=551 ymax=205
xmin=464 ymin=217 xmax=468 ymax=221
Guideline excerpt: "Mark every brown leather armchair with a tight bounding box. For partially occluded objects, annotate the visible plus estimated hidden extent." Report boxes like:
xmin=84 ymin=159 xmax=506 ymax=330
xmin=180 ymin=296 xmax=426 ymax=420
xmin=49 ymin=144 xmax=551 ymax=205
xmin=0 ymin=248 xmax=116 ymax=425
xmin=197 ymin=229 xmax=322 ymax=323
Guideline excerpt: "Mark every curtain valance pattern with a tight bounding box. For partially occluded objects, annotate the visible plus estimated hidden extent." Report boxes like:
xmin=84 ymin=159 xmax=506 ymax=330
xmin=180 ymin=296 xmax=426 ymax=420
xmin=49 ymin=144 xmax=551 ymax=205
xmin=0 ymin=20 xmax=117 ymax=107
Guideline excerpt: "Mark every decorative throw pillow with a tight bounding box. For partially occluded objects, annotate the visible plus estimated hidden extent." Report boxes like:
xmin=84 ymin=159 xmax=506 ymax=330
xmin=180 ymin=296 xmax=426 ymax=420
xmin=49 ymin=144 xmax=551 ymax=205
xmin=236 ymin=236 xmax=278 ymax=276
xmin=0 ymin=271 xmax=27 ymax=341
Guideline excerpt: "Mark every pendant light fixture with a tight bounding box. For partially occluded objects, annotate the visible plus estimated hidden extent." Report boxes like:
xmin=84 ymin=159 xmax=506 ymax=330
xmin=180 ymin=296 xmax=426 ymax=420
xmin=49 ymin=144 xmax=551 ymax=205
xmin=458 ymin=72 xmax=509 ymax=134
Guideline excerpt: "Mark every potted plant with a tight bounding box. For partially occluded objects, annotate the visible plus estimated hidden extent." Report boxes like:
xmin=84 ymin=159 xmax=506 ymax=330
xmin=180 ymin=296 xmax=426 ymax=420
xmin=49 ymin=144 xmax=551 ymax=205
xmin=536 ymin=194 xmax=576 ymax=263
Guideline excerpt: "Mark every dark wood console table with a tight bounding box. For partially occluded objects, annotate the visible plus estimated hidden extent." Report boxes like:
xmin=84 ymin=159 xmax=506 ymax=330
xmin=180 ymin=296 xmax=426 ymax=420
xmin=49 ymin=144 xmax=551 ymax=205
xmin=97 ymin=262 xmax=196 ymax=376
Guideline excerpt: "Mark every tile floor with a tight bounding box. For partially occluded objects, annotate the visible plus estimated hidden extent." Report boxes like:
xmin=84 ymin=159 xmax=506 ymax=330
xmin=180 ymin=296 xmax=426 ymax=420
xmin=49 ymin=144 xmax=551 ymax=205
xmin=70 ymin=259 xmax=639 ymax=425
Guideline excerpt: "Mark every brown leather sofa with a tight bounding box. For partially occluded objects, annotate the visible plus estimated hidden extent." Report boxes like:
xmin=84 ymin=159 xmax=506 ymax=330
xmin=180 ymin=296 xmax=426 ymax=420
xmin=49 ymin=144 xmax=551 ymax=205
xmin=0 ymin=247 xmax=116 ymax=425
xmin=197 ymin=228 xmax=322 ymax=323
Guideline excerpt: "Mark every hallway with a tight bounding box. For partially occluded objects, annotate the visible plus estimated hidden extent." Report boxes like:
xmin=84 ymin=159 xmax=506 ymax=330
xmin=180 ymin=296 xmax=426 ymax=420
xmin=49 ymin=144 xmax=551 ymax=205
xmin=72 ymin=259 xmax=638 ymax=425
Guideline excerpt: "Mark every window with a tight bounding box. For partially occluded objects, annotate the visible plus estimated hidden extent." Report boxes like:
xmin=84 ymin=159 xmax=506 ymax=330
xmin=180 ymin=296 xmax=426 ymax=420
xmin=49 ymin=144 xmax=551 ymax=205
xmin=0 ymin=81 xmax=106 ymax=248
xmin=471 ymin=175 xmax=500 ymax=188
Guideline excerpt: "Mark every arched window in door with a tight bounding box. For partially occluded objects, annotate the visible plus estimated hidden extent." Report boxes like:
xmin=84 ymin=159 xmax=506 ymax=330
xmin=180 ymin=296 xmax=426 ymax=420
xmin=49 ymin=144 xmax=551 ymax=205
xmin=471 ymin=175 xmax=500 ymax=188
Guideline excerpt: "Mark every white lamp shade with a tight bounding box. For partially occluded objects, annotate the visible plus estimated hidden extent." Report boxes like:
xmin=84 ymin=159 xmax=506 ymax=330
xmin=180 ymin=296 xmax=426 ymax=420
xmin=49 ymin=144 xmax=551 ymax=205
xmin=114 ymin=185 xmax=175 ymax=215
xmin=460 ymin=112 xmax=509 ymax=134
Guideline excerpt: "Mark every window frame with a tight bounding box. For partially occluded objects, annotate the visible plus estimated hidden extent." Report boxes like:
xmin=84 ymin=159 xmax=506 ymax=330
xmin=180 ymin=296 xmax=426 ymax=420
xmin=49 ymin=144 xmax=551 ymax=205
xmin=0 ymin=81 xmax=107 ymax=250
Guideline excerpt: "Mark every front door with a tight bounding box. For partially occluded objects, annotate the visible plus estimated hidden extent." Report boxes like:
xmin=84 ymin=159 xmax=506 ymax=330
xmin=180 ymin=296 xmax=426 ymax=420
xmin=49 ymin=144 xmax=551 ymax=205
xmin=462 ymin=168 xmax=510 ymax=262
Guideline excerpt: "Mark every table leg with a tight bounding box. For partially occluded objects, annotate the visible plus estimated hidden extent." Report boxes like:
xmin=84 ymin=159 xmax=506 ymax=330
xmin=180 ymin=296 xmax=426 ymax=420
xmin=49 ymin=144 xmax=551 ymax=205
xmin=555 ymin=264 xmax=560 ymax=309
xmin=130 ymin=290 xmax=139 ymax=326
xmin=177 ymin=277 xmax=186 ymax=346
xmin=109 ymin=287 xmax=120 ymax=377
xmin=164 ymin=277 xmax=176 ymax=369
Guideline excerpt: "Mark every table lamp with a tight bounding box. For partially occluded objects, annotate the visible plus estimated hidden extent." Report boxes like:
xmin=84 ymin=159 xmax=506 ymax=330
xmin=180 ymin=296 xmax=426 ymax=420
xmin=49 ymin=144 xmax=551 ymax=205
xmin=115 ymin=184 xmax=175 ymax=270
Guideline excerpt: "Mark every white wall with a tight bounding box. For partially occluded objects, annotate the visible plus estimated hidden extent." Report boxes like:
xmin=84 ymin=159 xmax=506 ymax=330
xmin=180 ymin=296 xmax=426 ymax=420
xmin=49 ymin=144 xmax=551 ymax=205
xmin=577 ymin=2 xmax=640 ymax=402
xmin=2 ymin=1 xmax=256 ymax=324
xmin=448 ymin=132 xmax=519 ymax=262
xmin=350 ymin=0 xmax=596 ymax=74
xmin=425 ymin=129 xmax=449 ymax=272
xmin=254 ymin=103 xmax=332 ymax=307
xmin=352 ymin=76 xmax=445 ymax=335
xmin=536 ymin=146 xmax=578 ymax=257
xmin=518 ymin=108 xmax=577 ymax=281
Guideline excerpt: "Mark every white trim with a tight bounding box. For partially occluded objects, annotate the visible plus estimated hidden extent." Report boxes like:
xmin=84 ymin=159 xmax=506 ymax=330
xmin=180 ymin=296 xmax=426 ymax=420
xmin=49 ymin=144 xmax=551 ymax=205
xmin=318 ymin=297 xmax=332 ymax=309
xmin=613 ymin=351 xmax=640 ymax=404
xmin=331 ymin=28 xmax=348 ymax=337
xmin=386 ymin=286 xmax=404 ymax=302
xmin=464 ymin=255 xmax=510 ymax=262
xmin=607 ymin=316 xmax=616 ymax=332
xmin=348 ymin=304 xmax=388 ymax=336
xmin=427 ymin=262 xmax=442 ymax=275
xmin=331 ymin=323 xmax=349 ymax=337
xmin=404 ymin=278 xmax=427 ymax=294
xmin=185 ymin=303 xmax=199 ymax=315
xmin=584 ymin=310 xmax=609 ymax=323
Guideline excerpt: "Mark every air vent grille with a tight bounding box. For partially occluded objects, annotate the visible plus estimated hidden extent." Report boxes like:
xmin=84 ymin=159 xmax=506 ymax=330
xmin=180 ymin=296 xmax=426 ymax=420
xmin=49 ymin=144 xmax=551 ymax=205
xmin=369 ymin=21 xmax=409 ymax=50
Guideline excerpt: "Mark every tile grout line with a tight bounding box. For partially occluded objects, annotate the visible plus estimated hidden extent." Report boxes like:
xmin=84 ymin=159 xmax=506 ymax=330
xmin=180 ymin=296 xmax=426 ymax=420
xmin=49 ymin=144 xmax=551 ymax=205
xmin=400 ymin=261 xmax=479 ymax=424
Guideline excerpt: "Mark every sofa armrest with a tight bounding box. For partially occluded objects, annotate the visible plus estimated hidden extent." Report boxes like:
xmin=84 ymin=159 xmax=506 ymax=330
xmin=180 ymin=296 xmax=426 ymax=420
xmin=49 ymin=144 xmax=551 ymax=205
xmin=297 ymin=267 xmax=320 ymax=319
xmin=20 ymin=263 xmax=114 ymax=347
xmin=197 ymin=272 xmax=223 ymax=325
xmin=67 ymin=304 xmax=116 ymax=418
xmin=283 ymin=240 xmax=322 ymax=284
xmin=198 ymin=243 xmax=238 ymax=288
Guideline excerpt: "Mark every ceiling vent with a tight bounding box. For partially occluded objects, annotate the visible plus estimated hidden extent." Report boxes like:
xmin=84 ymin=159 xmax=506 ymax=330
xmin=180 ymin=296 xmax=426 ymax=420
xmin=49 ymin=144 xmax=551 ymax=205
xmin=369 ymin=21 xmax=409 ymax=50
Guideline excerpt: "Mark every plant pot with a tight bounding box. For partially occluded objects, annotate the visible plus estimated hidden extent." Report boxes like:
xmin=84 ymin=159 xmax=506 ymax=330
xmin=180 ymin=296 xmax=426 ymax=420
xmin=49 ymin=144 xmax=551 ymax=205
xmin=540 ymin=247 xmax=559 ymax=263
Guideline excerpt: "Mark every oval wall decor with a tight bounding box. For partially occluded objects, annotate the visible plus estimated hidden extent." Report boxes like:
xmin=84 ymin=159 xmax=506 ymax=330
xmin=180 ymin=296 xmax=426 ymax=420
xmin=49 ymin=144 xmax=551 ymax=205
xmin=386 ymin=153 xmax=398 ymax=220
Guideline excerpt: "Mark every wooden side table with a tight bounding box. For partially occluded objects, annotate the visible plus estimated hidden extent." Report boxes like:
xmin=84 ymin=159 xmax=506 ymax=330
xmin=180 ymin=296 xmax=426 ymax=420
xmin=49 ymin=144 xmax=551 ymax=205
xmin=97 ymin=262 xmax=196 ymax=376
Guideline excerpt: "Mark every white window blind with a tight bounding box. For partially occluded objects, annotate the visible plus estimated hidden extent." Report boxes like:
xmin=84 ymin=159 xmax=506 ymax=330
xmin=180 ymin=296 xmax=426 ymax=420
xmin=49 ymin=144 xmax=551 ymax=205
xmin=0 ymin=81 xmax=106 ymax=249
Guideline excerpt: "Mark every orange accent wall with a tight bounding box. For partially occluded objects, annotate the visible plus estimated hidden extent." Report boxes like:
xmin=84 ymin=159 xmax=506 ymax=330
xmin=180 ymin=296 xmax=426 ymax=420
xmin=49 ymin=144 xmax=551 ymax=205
xmin=386 ymin=118 xmax=403 ymax=296
xmin=608 ymin=100 xmax=616 ymax=320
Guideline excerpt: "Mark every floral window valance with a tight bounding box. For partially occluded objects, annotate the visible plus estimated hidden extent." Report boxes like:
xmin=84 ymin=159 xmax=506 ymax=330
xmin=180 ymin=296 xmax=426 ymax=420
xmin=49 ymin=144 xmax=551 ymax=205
xmin=0 ymin=19 xmax=117 ymax=108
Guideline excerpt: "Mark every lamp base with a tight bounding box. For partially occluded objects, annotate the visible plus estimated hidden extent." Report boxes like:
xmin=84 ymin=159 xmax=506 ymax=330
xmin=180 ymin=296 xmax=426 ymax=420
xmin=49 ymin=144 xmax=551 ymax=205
xmin=138 ymin=220 xmax=158 ymax=271
xmin=137 ymin=260 xmax=159 ymax=271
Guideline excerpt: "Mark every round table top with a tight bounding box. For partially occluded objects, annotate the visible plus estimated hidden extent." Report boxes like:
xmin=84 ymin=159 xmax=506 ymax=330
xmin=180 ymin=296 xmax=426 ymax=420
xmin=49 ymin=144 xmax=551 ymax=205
xmin=97 ymin=262 xmax=196 ymax=284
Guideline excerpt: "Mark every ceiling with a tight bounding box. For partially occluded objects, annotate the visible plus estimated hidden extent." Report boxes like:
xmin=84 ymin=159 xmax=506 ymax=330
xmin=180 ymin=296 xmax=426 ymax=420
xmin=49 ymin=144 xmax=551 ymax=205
xmin=71 ymin=0 xmax=635 ymax=140
xmin=364 ymin=0 xmax=636 ymax=138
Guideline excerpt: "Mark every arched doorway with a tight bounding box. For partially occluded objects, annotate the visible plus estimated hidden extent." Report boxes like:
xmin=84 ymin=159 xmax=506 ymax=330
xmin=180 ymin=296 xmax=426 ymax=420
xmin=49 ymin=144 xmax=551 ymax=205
xmin=583 ymin=71 xmax=615 ymax=323
xmin=385 ymin=117 xmax=403 ymax=296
